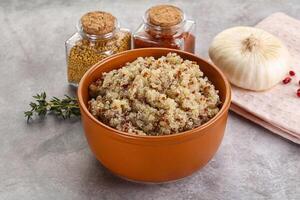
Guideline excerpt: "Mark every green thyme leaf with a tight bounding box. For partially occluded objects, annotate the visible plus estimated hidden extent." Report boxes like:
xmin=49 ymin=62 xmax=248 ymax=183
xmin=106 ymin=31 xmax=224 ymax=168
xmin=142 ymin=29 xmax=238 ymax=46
xmin=25 ymin=92 xmax=80 ymax=122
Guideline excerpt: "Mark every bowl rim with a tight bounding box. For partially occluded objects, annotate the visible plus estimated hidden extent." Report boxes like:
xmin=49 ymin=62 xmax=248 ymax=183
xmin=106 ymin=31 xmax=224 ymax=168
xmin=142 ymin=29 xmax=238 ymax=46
xmin=77 ymin=48 xmax=231 ymax=140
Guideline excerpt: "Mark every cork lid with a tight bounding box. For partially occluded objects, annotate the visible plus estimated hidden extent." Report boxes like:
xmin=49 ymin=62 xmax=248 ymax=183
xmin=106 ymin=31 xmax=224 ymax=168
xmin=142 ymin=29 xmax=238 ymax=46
xmin=148 ymin=5 xmax=183 ymax=27
xmin=80 ymin=11 xmax=116 ymax=35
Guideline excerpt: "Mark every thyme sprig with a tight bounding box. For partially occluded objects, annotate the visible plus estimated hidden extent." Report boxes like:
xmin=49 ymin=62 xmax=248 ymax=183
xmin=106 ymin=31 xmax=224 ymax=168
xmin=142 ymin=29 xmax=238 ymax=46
xmin=24 ymin=92 xmax=80 ymax=122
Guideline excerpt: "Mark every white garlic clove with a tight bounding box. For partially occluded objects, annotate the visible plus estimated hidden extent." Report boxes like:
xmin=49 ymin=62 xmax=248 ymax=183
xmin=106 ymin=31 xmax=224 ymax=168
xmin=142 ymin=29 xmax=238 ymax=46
xmin=209 ymin=26 xmax=290 ymax=91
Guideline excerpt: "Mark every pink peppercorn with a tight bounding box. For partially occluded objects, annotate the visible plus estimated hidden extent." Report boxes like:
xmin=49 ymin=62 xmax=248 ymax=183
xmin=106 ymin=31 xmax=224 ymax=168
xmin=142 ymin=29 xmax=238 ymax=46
xmin=283 ymin=77 xmax=291 ymax=84
xmin=297 ymin=89 xmax=300 ymax=97
xmin=289 ymin=70 xmax=296 ymax=76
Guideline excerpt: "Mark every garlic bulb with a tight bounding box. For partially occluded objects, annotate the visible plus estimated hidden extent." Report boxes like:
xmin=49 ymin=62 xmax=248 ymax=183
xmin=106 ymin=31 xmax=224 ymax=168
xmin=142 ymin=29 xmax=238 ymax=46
xmin=209 ymin=26 xmax=290 ymax=91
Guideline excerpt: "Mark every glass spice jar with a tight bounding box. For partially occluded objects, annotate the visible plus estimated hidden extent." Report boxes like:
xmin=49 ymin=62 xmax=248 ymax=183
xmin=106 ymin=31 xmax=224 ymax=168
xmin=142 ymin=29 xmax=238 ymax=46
xmin=65 ymin=11 xmax=131 ymax=86
xmin=133 ymin=5 xmax=196 ymax=53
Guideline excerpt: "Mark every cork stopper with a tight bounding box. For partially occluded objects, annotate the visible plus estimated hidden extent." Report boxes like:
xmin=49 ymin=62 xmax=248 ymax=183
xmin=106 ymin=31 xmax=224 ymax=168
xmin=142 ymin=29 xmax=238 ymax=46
xmin=148 ymin=5 xmax=183 ymax=27
xmin=80 ymin=11 xmax=116 ymax=35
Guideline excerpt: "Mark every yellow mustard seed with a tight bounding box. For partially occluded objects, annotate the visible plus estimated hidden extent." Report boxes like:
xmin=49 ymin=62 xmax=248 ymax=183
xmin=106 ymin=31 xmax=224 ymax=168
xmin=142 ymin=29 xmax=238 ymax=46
xmin=67 ymin=31 xmax=131 ymax=84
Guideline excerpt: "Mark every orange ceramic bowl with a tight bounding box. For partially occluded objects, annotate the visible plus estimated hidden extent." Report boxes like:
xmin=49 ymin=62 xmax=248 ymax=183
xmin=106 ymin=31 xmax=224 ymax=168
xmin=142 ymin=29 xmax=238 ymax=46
xmin=77 ymin=48 xmax=231 ymax=183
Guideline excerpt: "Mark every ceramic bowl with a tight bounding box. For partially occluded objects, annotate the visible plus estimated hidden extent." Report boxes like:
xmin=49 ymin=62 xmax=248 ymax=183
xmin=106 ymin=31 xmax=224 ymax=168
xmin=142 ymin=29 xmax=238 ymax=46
xmin=77 ymin=48 xmax=231 ymax=183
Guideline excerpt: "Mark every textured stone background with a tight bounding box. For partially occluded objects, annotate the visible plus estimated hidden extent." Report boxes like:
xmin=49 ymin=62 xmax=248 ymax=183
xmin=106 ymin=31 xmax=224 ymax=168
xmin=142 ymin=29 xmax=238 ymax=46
xmin=0 ymin=0 xmax=299 ymax=199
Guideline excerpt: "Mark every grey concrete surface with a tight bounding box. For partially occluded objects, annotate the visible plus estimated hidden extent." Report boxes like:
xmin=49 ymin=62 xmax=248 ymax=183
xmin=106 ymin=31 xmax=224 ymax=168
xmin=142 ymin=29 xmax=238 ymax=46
xmin=0 ymin=0 xmax=300 ymax=199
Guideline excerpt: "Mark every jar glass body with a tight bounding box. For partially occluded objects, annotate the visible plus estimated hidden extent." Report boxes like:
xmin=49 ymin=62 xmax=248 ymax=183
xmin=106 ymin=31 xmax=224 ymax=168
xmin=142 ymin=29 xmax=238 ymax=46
xmin=65 ymin=28 xmax=131 ymax=86
xmin=133 ymin=19 xmax=196 ymax=53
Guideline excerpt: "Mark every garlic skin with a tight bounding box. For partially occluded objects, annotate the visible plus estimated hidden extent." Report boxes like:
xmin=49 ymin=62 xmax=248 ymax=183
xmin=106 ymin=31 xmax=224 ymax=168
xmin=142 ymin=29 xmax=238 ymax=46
xmin=209 ymin=26 xmax=290 ymax=91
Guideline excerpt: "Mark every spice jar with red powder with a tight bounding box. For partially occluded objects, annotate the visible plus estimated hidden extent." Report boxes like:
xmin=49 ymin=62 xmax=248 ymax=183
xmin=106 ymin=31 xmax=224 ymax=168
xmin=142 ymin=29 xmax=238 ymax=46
xmin=133 ymin=5 xmax=196 ymax=53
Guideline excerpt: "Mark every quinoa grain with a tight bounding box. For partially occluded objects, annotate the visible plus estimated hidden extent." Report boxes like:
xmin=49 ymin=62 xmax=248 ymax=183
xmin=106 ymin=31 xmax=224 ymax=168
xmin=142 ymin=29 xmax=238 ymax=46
xmin=88 ymin=53 xmax=221 ymax=136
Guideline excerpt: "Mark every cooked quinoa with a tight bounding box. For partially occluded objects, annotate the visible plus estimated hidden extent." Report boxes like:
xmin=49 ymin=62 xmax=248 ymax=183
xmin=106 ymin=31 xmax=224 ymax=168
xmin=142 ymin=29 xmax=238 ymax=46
xmin=88 ymin=53 xmax=221 ymax=136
